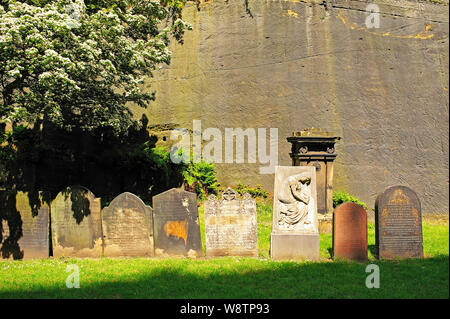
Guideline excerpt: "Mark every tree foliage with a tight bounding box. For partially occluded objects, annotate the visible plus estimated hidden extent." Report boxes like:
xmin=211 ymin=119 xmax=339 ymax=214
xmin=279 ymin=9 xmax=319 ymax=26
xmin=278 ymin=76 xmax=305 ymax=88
xmin=182 ymin=159 xmax=219 ymax=200
xmin=0 ymin=0 xmax=190 ymax=135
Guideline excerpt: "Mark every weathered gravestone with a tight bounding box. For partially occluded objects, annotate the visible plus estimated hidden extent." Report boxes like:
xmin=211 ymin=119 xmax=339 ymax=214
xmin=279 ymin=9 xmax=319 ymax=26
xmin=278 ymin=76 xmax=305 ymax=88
xmin=0 ymin=191 xmax=49 ymax=259
xmin=51 ymin=186 xmax=103 ymax=258
xmin=271 ymin=166 xmax=319 ymax=260
xmin=152 ymin=188 xmax=202 ymax=257
xmin=333 ymin=202 xmax=367 ymax=261
xmin=102 ymin=192 xmax=154 ymax=257
xmin=375 ymin=186 xmax=423 ymax=259
xmin=204 ymin=188 xmax=258 ymax=257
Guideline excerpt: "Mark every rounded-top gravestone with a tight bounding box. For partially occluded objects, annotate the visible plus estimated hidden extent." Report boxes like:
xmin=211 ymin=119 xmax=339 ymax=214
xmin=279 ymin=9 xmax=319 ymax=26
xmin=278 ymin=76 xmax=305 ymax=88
xmin=152 ymin=188 xmax=202 ymax=257
xmin=375 ymin=185 xmax=423 ymax=259
xmin=333 ymin=202 xmax=367 ymax=261
xmin=101 ymin=192 xmax=154 ymax=257
xmin=50 ymin=186 xmax=103 ymax=258
xmin=0 ymin=191 xmax=49 ymax=259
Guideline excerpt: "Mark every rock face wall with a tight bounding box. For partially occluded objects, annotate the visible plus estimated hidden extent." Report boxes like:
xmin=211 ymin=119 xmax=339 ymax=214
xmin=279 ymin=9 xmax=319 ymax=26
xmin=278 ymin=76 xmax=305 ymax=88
xmin=134 ymin=0 xmax=449 ymax=213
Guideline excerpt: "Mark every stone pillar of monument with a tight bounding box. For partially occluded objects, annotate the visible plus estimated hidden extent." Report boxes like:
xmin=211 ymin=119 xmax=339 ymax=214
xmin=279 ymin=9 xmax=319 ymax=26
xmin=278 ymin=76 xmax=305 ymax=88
xmin=287 ymin=128 xmax=341 ymax=233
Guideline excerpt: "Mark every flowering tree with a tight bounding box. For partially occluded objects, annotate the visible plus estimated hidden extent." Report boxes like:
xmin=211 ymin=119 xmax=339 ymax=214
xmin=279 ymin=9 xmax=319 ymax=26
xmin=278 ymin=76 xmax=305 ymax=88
xmin=0 ymin=0 xmax=190 ymax=135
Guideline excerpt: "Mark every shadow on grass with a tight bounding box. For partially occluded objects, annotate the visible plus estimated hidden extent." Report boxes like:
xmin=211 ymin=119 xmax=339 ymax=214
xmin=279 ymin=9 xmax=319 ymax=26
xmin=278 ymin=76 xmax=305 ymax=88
xmin=327 ymin=248 xmax=333 ymax=259
xmin=0 ymin=256 xmax=448 ymax=299
xmin=368 ymin=244 xmax=376 ymax=257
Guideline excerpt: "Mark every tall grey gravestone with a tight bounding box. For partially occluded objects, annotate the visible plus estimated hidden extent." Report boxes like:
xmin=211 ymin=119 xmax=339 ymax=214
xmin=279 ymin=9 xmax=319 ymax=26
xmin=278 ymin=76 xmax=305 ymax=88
xmin=51 ymin=186 xmax=103 ymax=258
xmin=102 ymin=192 xmax=154 ymax=257
xmin=271 ymin=166 xmax=319 ymax=260
xmin=152 ymin=188 xmax=202 ymax=257
xmin=204 ymin=188 xmax=258 ymax=257
xmin=375 ymin=185 xmax=423 ymax=259
xmin=1 ymin=191 xmax=49 ymax=259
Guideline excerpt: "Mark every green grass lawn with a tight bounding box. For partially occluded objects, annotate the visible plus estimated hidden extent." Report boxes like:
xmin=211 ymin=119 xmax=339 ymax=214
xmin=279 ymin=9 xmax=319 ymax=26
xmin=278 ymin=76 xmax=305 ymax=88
xmin=0 ymin=201 xmax=448 ymax=299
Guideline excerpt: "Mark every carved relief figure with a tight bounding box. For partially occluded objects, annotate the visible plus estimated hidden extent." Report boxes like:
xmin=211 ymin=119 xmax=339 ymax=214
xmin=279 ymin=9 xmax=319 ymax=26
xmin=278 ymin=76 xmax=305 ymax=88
xmin=278 ymin=172 xmax=315 ymax=231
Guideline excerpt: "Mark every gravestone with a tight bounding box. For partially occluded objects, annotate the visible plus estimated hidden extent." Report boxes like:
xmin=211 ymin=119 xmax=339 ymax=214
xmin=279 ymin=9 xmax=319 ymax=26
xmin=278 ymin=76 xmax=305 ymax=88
xmin=102 ymin=192 xmax=154 ymax=257
xmin=152 ymin=188 xmax=202 ymax=257
xmin=333 ymin=202 xmax=367 ymax=261
xmin=375 ymin=186 xmax=423 ymax=259
xmin=271 ymin=166 xmax=319 ymax=260
xmin=204 ymin=188 xmax=258 ymax=257
xmin=51 ymin=186 xmax=103 ymax=258
xmin=0 ymin=191 xmax=49 ymax=259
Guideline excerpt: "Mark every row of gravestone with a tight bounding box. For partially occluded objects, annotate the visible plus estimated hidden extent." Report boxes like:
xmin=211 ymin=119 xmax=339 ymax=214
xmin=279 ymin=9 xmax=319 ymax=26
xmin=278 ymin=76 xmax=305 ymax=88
xmin=0 ymin=171 xmax=424 ymax=261
xmin=332 ymin=185 xmax=423 ymax=261
xmin=270 ymin=166 xmax=423 ymax=261
xmin=0 ymin=187 xmax=203 ymax=259
xmin=0 ymin=185 xmax=258 ymax=259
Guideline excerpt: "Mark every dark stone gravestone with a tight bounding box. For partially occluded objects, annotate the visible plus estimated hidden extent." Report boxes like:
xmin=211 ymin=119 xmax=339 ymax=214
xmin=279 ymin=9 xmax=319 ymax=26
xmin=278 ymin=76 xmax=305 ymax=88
xmin=152 ymin=188 xmax=202 ymax=257
xmin=204 ymin=188 xmax=258 ymax=257
xmin=0 ymin=191 xmax=49 ymax=259
xmin=51 ymin=186 xmax=103 ymax=258
xmin=333 ymin=202 xmax=367 ymax=261
xmin=375 ymin=185 xmax=423 ymax=259
xmin=102 ymin=192 xmax=154 ymax=257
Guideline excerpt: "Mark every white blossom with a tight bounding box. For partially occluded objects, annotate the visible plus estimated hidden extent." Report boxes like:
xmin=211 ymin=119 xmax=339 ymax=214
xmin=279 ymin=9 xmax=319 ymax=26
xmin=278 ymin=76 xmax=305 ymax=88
xmin=1 ymin=0 xmax=189 ymax=135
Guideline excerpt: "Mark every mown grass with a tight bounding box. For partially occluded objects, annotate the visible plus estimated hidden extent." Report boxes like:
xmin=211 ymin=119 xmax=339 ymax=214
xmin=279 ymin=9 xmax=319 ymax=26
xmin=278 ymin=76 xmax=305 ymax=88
xmin=0 ymin=201 xmax=448 ymax=299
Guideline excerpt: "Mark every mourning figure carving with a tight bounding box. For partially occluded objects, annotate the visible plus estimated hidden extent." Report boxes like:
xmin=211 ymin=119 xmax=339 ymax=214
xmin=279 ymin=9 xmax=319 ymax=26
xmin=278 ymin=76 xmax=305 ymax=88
xmin=277 ymin=172 xmax=315 ymax=231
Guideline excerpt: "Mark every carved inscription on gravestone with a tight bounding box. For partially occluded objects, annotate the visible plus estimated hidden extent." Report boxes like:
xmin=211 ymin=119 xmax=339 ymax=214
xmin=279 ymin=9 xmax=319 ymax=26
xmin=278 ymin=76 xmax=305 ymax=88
xmin=102 ymin=192 xmax=154 ymax=257
xmin=204 ymin=188 xmax=258 ymax=257
xmin=375 ymin=186 xmax=423 ymax=259
xmin=51 ymin=186 xmax=103 ymax=258
xmin=1 ymin=191 xmax=49 ymax=259
xmin=333 ymin=202 xmax=367 ymax=261
xmin=152 ymin=188 xmax=202 ymax=257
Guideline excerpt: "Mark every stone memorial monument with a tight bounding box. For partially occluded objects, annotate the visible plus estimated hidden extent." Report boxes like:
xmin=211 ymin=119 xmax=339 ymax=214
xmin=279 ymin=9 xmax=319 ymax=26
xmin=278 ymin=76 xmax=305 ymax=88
xmin=50 ymin=186 xmax=103 ymax=258
xmin=286 ymin=128 xmax=341 ymax=234
xmin=270 ymin=166 xmax=319 ymax=260
xmin=332 ymin=202 xmax=367 ymax=261
xmin=204 ymin=188 xmax=258 ymax=257
xmin=375 ymin=185 xmax=423 ymax=259
xmin=101 ymin=192 xmax=154 ymax=257
xmin=152 ymin=188 xmax=202 ymax=257
xmin=0 ymin=191 xmax=49 ymax=259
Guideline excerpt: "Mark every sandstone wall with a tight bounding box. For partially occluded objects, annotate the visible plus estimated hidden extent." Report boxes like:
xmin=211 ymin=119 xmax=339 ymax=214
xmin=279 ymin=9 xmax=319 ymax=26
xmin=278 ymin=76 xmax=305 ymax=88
xmin=133 ymin=0 xmax=449 ymax=213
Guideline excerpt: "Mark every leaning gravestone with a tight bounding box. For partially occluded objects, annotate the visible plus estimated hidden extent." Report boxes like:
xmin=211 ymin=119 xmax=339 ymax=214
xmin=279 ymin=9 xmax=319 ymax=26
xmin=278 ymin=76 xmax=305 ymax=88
xmin=152 ymin=188 xmax=202 ymax=257
xmin=333 ymin=202 xmax=367 ymax=261
xmin=375 ymin=185 xmax=423 ymax=259
xmin=0 ymin=191 xmax=49 ymax=259
xmin=271 ymin=166 xmax=319 ymax=260
xmin=102 ymin=192 xmax=154 ymax=257
xmin=204 ymin=188 xmax=258 ymax=257
xmin=51 ymin=186 xmax=103 ymax=258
